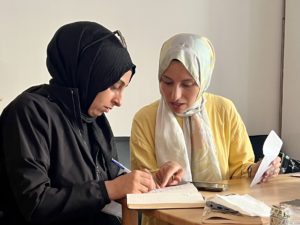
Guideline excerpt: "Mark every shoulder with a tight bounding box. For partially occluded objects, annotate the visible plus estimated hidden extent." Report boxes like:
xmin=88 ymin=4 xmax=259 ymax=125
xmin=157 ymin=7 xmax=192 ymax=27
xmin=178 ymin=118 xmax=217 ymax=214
xmin=205 ymin=92 xmax=237 ymax=114
xmin=1 ymin=86 xmax=52 ymax=122
xmin=205 ymin=92 xmax=245 ymax=132
xmin=133 ymin=100 xmax=159 ymax=122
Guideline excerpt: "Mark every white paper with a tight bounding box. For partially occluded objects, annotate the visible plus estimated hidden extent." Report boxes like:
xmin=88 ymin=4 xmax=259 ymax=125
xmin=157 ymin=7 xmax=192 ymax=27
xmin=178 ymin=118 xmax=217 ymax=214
xmin=101 ymin=200 xmax=122 ymax=218
xmin=250 ymin=130 xmax=282 ymax=187
xmin=209 ymin=194 xmax=271 ymax=217
xmin=291 ymin=172 xmax=300 ymax=178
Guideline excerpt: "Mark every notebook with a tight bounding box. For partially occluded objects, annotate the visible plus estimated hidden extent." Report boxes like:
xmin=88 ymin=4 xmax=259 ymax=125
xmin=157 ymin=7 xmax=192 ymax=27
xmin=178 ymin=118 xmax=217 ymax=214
xmin=201 ymin=194 xmax=270 ymax=224
xmin=126 ymin=182 xmax=205 ymax=209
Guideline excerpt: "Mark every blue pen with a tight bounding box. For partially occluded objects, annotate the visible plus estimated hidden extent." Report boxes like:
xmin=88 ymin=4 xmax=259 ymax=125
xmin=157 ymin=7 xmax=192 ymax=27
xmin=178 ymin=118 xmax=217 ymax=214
xmin=111 ymin=158 xmax=131 ymax=173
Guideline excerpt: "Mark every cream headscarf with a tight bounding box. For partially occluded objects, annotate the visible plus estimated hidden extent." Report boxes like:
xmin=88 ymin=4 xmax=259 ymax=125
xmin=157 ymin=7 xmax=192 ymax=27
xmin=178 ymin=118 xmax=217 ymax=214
xmin=155 ymin=33 xmax=222 ymax=182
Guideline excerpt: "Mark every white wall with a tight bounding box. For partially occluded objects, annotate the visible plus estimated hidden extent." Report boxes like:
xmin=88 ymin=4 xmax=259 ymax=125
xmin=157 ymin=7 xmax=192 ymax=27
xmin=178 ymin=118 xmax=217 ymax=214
xmin=0 ymin=0 xmax=283 ymax=138
xmin=282 ymin=0 xmax=300 ymax=159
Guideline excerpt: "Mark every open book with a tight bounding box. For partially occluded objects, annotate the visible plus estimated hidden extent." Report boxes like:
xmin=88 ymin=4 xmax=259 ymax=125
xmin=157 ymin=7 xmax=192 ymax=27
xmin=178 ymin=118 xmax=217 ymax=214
xmin=201 ymin=194 xmax=270 ymax=224
xmin=126 ymin=182 xmax=205 ymax=209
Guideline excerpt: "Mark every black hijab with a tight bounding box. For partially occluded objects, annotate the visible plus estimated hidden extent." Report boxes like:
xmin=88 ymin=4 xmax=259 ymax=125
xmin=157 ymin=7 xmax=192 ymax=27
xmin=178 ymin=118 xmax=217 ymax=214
xmin=46 ymin=21 xmax=136 ymax=113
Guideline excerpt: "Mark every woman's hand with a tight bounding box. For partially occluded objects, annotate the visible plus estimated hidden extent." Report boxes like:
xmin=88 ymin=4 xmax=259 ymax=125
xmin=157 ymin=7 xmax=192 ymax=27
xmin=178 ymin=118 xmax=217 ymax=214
xmin=261 ymin=156 xmax=281 ymax=182
xmin=154 ymin=161 xmax=184 ymax=188
xmin=251 ymin=156 xmax=281 ymax=183
xmin=105 ymin=170 xmax=156 ymax=200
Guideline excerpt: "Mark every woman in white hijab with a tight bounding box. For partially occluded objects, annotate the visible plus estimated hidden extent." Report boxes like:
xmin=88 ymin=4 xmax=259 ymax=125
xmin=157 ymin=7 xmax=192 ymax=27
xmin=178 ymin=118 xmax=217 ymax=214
xmin=130 ymin=33 xmax=281 ymax=225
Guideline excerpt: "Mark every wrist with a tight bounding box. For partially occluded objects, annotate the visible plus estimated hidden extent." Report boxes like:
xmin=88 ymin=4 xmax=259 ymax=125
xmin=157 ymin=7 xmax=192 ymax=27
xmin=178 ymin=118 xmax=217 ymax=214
xmin=105 ymin=180 xmax=120 ymax=200
xmin=248 ymin=164 xmax=254 ymax=178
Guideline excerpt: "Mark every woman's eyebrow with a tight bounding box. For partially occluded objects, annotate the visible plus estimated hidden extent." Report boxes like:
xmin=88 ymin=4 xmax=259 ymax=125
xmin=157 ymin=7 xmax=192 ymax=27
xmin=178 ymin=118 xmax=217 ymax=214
xmin=118 ymin=79 xmax=128 ymax=87
xmin=161 ymin=75 xmax=172 ymax=80
xmin=162 ymin=74 xmax=194 ymax=82
xmin=182 ymin=79 xmax=195 ymax=82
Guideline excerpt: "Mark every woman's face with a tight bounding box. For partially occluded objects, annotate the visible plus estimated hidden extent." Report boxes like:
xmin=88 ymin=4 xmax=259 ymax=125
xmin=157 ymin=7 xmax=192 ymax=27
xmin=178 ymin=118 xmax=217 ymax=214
xmin=160 ymin=60 xmax=200 ymax=114
xmin=88 ymin=70 xmax=132 ymax=117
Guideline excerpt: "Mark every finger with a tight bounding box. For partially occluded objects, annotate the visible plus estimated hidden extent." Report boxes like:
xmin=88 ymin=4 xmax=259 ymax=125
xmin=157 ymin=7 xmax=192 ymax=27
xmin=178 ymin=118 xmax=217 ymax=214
xmin=273 ymin=157 xmax=281 ymax=165
xmin=138 ymin=179 xmax=154 ymax=193
xmin=167 ymin=172 xmax=183 ymax=186
xmin=150 ymin=174 xmax=161 ymax=189
xmin=134 ymin=170 xmax=157 ymax=191
xmin=168 ymin=177 xmax=181 ymax=186
xmin=138 ymin=185 xmax=150 ymax=193
xmin=159 ymin=172 xmax=175 ymax=187
xmin=273 ymin=167 xmax=280 ymax=176
xmin=272 ymin=160 xmax=280 ymax=166
xmin=174 ymin=169 xmax=184 ymax=180
xmin=140 ymin=170 xmax=157 ymax=183
xmin=155 ymin=168 xmax=174 ymax=187
xmin=174 ymin=174 xmax=182 ymax=182
xmin=142 ymin=169 xmax=157 ymax=187
xmin=163 ymin=168 xmax=184 ymax=187
xmin=264 ymin=167 xmax=274 ymax=178
xmin=265 ymin=167 xmax=279 ymax=178
xmin=144 ymin=177 xmax=157 ymax=191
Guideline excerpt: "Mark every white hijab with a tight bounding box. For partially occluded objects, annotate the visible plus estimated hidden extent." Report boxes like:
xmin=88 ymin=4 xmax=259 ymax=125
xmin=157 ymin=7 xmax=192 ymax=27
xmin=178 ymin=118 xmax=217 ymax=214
xmin=155 ymin=34 xmax=222 ymax=182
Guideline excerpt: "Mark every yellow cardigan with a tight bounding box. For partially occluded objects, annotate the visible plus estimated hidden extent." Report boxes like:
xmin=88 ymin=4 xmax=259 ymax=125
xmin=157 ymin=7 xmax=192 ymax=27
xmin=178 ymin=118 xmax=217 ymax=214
xmin=130 ymin=93 xmax=254 ymax=225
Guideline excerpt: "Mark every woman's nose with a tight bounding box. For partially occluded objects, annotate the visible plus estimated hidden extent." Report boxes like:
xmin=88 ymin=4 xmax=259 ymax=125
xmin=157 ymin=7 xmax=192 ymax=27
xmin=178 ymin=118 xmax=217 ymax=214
xmin=170 ymin=86 xmax=181 ymax=101
xmin=113 ymin=92 xmax=122 ymax=107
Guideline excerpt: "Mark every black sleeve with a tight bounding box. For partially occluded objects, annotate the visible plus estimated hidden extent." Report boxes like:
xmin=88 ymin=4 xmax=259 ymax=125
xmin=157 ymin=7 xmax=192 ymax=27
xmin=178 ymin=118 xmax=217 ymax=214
xmin=0 ymin=97 xmax=111 ymax=224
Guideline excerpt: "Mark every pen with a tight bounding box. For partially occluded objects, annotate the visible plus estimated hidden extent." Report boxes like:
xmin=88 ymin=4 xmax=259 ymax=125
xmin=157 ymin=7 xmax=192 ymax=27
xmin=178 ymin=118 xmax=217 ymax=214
xmin=111 ymin=158 xmax=131 ymax=173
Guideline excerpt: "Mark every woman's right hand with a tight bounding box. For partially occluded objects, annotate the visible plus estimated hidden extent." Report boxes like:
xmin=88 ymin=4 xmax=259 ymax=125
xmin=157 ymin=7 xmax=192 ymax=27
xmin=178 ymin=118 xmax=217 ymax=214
xmin=154 ymin=161 xmax=184 ymax=188
xmin=104 ymin=170 xmax=156 ymax=200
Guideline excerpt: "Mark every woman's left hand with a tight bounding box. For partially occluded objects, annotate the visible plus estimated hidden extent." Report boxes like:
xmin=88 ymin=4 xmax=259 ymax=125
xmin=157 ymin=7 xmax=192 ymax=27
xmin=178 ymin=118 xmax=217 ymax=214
xmin=251 ymin=156 xmax=281 ymax=183
xmin=154 ymin=161 xmax=184 ymax=188
xmin=261 ymin=156 xmax=282 ymax=182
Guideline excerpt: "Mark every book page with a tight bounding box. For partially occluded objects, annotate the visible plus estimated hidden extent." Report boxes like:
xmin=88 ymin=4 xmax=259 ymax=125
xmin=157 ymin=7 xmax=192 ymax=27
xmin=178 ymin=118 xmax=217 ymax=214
xmin=291 ymin=172 xmax=300 ymax=178
xmin=127 ymin=183 xmax=205 ymax=209
xmin=202 ymin=206 xmax=266 ymax=224
xmin=101 ymin=200 xmax=122 ymax=218
xmin=209 ymin=194 xmax=271 ymax=217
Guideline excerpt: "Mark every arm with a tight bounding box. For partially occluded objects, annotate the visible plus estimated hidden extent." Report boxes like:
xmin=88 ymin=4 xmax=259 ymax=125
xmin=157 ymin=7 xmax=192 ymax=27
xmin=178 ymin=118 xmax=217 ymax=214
xmin=223 ymin=99 xmax=255 ymax=179
xmin=225 ymin=100 xmax=281 ymax=182
xmin=1 ymin=97 xmax=159 ymax=223
xmin=0 ymin=99 xmax=110 ymax=223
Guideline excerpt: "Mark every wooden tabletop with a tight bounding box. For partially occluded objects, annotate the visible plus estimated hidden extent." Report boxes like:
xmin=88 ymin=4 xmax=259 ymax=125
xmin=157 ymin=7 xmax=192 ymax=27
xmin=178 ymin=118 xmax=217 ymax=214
xmin=122 ymin=174 xmax=300 ymax=225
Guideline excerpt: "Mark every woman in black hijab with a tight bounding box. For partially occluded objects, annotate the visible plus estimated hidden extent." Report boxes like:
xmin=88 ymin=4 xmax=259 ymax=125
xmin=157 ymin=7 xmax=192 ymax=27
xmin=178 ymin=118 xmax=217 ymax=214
xmin=0 ymin=21 xmax=183 ymax=225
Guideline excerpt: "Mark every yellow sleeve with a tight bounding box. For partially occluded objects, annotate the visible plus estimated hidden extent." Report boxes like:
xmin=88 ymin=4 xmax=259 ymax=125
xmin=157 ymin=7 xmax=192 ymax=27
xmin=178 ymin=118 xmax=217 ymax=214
xmin=206 ymin=93 xmax=254 ymax=179
xmin=130 ymin=101 xmax=159 ymax=171
xmin=226 ymin=103 xmax=254 ymax=178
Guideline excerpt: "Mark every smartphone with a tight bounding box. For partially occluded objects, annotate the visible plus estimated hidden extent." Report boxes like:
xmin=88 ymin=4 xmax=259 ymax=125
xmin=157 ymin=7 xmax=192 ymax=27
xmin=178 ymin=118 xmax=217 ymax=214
xmin=192 ymin=182 xmax=228 ymax=192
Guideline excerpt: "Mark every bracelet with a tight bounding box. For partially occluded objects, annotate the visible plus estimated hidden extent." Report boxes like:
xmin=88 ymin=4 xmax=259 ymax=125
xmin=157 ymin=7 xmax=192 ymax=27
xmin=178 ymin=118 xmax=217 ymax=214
xmin=247 ymin=165 xmax=253 ymax=178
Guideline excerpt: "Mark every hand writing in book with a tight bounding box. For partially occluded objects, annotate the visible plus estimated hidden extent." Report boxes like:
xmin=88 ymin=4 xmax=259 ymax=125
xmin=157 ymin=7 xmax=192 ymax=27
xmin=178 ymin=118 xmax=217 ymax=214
xmin=251 ymin=156 xmax=281 ymax=183
xmin=154 ymin=161 xmax=184 ymax=188
xmin=104 ymin=170 xmax=157 ymax=200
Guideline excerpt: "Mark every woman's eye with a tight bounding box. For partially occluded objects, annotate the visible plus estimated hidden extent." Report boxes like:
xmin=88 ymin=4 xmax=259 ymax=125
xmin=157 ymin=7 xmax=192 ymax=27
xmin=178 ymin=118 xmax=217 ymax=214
xmin=182 ymin=81 xmax=196 ymax=88
xmin=110 ymin=81 xmax=124 ymax=90
xmin=163 ymin=80 xmax=172 ymax=85
xmin=161 ymin=77 xmax=173 ymax=85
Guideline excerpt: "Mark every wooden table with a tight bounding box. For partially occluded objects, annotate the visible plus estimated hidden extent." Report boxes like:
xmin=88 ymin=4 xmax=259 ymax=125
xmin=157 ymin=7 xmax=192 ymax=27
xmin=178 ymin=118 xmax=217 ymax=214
xmin=121 ymin=174 xmax=300 ymax=225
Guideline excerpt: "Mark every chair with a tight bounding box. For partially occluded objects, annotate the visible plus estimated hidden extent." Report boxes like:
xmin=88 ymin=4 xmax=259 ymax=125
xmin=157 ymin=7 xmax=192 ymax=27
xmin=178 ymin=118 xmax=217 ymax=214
xmin=249 ymin=135 xmax=268 ymax=162
xmin=114 ymin=136 xmax=130 ymax=169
